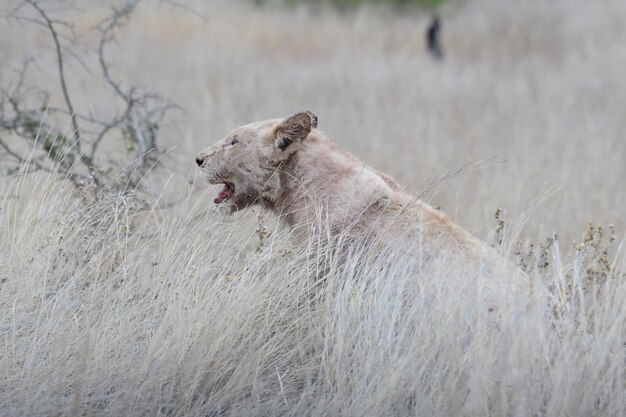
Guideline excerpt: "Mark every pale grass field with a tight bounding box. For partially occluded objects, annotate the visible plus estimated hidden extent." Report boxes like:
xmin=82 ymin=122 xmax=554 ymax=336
xmin=1 ymin=0 xmax=626 ymax=416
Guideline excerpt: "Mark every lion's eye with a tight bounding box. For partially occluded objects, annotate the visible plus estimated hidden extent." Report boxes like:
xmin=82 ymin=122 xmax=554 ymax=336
xmin=227 ymin=138 xmax=238 ymax=147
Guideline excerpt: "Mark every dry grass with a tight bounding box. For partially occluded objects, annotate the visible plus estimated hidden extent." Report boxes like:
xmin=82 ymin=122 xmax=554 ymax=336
xmin=1 ymin=0 xmax=626 ymax=415
xmin=1 ymin=162 xmax=624 ymax=416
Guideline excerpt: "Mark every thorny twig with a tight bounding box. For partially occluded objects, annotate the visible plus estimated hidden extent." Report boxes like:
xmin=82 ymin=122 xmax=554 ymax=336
xmin=26 ymin=0 xmax=82 ymax=146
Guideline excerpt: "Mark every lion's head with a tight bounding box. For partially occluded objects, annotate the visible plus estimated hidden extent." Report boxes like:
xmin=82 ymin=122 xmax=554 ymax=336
xmin=196 ymin=111 xmax=318 ymax=212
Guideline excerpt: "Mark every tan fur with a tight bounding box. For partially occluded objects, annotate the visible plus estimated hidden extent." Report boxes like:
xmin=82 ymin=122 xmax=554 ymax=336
xmin=196 ymin=112 xmax=532 ymax=298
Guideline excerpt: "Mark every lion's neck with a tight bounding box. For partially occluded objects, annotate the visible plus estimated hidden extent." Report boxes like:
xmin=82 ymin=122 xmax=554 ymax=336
xmin=269 ymin=152 xmax=306 ymax=229
xmin=267 ymin=136 xmax=336 ymax=230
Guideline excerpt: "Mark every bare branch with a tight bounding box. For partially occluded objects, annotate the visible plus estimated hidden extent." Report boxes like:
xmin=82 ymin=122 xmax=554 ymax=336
xmin=97 ymin=1 xmax=140 ymax=101
xmin=0 ymin=137 xmax=50 ymax=173
xmin=25 ymin=0 xmax=81 ymax=149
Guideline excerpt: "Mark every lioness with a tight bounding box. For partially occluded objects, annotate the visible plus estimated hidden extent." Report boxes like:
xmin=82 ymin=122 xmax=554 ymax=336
xmin=197 ymin=111 xmax=532 ymax=304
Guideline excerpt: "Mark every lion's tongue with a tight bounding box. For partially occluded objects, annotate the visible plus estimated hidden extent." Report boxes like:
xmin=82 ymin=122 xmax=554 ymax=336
xmin=214 ymin=184 xmax=233 ymax=204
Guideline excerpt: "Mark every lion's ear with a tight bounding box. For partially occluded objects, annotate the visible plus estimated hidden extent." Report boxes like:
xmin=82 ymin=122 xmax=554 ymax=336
xmin=275 ymin=111 xmax=317 ymax=151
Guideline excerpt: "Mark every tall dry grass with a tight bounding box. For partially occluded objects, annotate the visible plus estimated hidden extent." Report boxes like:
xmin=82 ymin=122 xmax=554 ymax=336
xmin=1 ymin=154 xmax=624 ymax=416
xmin=1 ymin=0 xmax=626 ymax=415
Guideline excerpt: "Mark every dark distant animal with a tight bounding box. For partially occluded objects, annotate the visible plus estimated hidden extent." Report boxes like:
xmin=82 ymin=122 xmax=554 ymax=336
xmin=427 ymin=15 xmax=444 ymax=60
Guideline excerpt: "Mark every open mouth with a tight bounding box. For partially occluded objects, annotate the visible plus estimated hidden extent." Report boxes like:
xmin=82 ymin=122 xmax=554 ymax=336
xmin=214 ymin=182 xmax=235 ymax=204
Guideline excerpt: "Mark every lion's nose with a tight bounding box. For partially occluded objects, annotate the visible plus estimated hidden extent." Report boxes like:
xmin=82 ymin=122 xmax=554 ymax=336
xmin=195 ymin=156 xmax=204 ymax=167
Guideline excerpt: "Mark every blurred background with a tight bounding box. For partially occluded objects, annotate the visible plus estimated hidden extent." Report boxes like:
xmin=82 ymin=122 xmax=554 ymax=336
xmin=1 ymin=0 xmax=625 ymax=241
